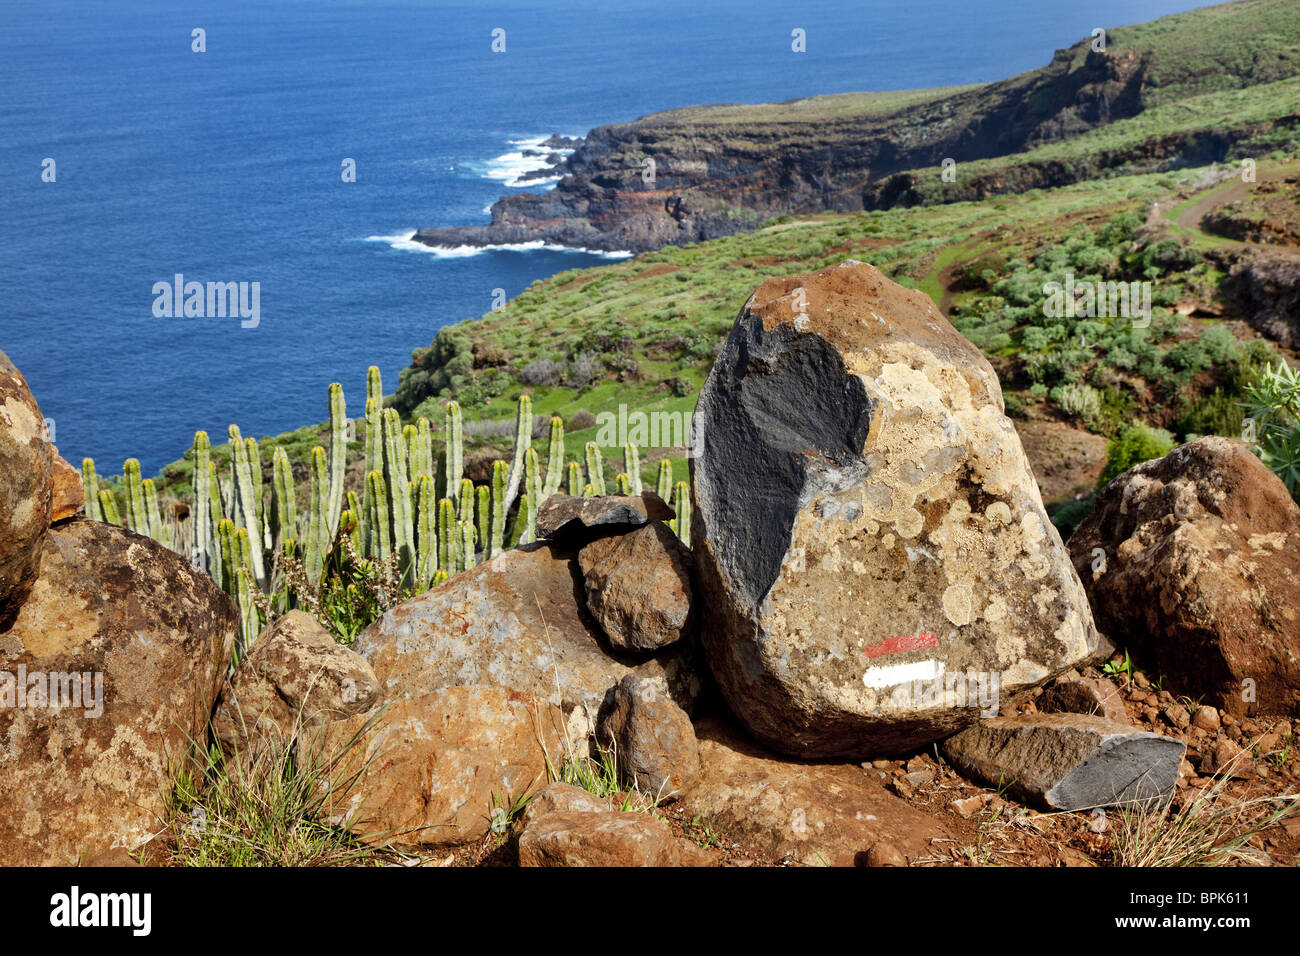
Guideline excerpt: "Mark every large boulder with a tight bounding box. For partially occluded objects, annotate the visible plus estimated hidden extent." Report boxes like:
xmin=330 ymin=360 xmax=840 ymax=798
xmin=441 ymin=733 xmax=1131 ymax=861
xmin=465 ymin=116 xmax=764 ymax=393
xmin=212 ymin=610 xmax=382 ymax=754
xmin=0 ymin=349 xmax=54 ymax=625
xmin=691 ymin=261 xmax=1100 ymax=757
xmin=352 ymin=541 xmax=702 ymax=739
xmin=0 ymin=519 xmax=237 ymax=865
xmin=317 ymin=686 xmax=569 ymax=849
xmin=1068 ymin=436 xmax=1300 ymax=717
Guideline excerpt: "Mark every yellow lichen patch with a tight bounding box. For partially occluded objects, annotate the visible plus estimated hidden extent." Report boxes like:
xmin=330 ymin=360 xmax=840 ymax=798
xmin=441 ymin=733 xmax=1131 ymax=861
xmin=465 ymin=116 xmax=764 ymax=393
xmin=942 ymin=584 xmax=974 ymax=626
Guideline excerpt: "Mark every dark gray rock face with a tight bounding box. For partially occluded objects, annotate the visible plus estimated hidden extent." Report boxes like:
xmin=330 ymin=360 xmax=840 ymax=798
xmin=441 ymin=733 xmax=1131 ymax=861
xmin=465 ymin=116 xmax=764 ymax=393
xmin=942 ymin=713 xmax=1184 ymax=810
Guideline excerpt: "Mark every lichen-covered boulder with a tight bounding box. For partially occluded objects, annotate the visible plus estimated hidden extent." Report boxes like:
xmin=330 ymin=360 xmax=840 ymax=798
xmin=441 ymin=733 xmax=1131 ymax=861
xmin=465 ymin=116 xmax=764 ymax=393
xmin=691 ymin=261 xmax=1100 ymax=757
xmin=0 ymin=349 xmax=54 ymax=624
xmin=0 ymin=519 xmax=237 ymax=865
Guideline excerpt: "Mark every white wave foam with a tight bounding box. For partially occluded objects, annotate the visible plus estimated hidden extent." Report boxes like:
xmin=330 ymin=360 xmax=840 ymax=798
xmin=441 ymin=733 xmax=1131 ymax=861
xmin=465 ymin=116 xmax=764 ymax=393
xmin=479 ymin=135 xmax=575 ymax=188
xmin=364 ymin=232 xmax=632 ymax=260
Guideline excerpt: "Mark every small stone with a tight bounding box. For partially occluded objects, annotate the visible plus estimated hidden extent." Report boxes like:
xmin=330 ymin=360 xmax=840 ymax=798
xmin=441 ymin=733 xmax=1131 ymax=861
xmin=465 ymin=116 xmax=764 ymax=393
xmin=864 ymin=843 xmax=906 ymax=867
xmin=1191 ymin=706 xmax=1221 ymax=732
xmin=905 ymin=770 xmax=934 ymax=788
xmin=579 ymin=523 xmax=694 ymax=652
xmin=1161 ymin=705 xmax=1191 ymax=730
xmin=950 ymin=794 xmax=988 ymax=818
xmin=1133 ymin=672 xmax=1151 ymax=690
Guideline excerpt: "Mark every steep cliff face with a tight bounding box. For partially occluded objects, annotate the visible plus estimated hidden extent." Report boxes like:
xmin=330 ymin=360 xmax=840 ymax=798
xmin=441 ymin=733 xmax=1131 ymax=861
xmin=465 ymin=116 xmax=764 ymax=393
xmin=413 ymin=0 xmax=1300 ymax=254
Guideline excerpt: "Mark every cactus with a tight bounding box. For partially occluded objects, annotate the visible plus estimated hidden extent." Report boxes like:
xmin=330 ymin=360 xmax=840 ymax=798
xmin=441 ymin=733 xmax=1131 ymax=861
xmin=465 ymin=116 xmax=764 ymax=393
xmin=443 ymin=400 xmax=464 ymax=501
xmin=669 ymin=480 xmax=691 ymax=544
xmin=245 ymin=436 xmax=267 ymax=548
xmin=366 ymin=470 xmax=391 ymax=562
xmin=234 ymin=567 xmax=260 ymax=655
xmin=566 ymin=461 xmax=582 ymax=497
xmin=510 ymin=448 xmax=542 ymax=546
xmin=457 ymin=477 xmax=474 ymax=524
xmin=489 ymin=460 xmax=508 ymax=559
xmin=382 ymin=409 xmax=414 ymax=578
xmin=503 ymin=395 xmax=532 ymax=511
xmin=81 ymin=458 xmax=103 ymax=522
xmin=227 ymin=426 xmax=267 ymax=589
xmin=475 ymin=485 xmax=490 ymax=559
xmin=326 ymin=382 xmax=348 ymax=540
xmin=412 ymin=416 xmax=435 ymax=483
xmin=542 ymin=416 xmax=565 ymax=499
xmin=216 ymin=518 xmax=237 ymax=596
xmin=124 ymin=458 xmax=146 ymax=534
xmin=624 ymin=444 xmax=642 ymax=495
xmin=584 ymin=442 xmax=606 ymax=496
xmin=582 ymin=483 xmax=596 ymax=498
xmin=270 ymin=446 xmax=297 ymax=549
xmin=437 ymin=497 xmax=457 ymax=573
xmin=656 ymin=458 xmax=673 ymax=501
xmin=615 ymin=473 xmax=631 ymax=495
xmin=98 ymin=489 xmax=121 ymax=527
xmin=191 ymin=434 xmax=211 ymax=571
xmin=458 ymin=520 xmax=477 ymax=571
xmin=141 ymin=477 xmax=164 ymax=542
xmin=415 ymin=475 xmax=437 ymax=590
xmin=304 ymin=446 xmax=330 ymax=586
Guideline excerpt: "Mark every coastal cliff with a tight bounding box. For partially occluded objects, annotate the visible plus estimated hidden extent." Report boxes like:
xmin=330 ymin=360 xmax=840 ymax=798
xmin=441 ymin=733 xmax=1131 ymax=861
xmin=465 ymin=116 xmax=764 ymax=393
xmin=413 ymin=1 xmax=1300 ymax=254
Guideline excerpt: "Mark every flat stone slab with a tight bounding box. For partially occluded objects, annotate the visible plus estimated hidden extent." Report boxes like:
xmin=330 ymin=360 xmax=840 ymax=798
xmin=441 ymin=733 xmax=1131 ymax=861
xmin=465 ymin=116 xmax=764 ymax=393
xmin=942 ymin=712 xmax=1184 ymax=811
xmin=537 ymin=493 xmax=673 ymax=541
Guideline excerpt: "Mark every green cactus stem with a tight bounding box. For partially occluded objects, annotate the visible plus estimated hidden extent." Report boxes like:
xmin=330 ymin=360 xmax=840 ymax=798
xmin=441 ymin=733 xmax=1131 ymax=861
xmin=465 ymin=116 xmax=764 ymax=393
xmin=584 ymin=442 xmax=606 ymax=496
xmin=566 ymin=461 xmax=582 ymax=497
xmin=415 ymin=474 xmax=437 ymax=590
xmin=124 ymin=458 xmax=146 ymax=535
xmin=656 ymin=459 xmax=673 ymax=501
xmin=81 ymin=458 xmax=104 ymax=523
xmin=327 ymin=381 xmax=348 ymax=539
xmin=542 ymin=416 xmax=564 ymax=499
xmin=489 ymin=460 xmax=508 ymax=559
xmin=191 ymin=433 xmax=211 ymax=571
xmin=443 ymin=400 xmax=464 ymax=501
xmin=437 ymin=497 xmax=457 ymax=573
xmin=98 ymin=489 xmax=121 ymax=527
xmin=503 ymin=395 xmax=532 ymax=511
xmin=624 ymin=444 xmax=642 ymax=495
xmin=227 ymin=426 xmax=267 ymax=589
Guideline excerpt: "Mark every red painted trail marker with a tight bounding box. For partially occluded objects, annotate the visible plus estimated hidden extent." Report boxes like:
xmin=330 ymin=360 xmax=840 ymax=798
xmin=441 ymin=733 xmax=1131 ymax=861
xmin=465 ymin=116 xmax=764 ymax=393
xmin=862 ymin=631 xmax=939 ymax=659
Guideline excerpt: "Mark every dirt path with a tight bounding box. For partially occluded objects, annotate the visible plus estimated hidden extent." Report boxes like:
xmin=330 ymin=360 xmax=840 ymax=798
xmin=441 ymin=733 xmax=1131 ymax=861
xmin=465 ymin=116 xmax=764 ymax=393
xmin=1159 ymin=168 xmax=1300 ymax=258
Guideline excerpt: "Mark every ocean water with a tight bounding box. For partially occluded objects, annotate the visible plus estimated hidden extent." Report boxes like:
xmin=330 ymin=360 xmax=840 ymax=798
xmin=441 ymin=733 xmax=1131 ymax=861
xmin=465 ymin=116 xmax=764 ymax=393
xmin=0 ymin=0 xmax=1219 ymax=474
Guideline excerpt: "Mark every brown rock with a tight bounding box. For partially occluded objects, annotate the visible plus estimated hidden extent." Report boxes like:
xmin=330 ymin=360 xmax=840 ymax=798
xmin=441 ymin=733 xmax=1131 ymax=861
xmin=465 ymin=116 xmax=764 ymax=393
xmin=49 ymin=451 xmax=83 ymax=523
xmin=0 ymin=349 xmax=54 ymax=623
xmin=518 ymin=808 xmax=719 ymax=867
xmin=681 ymin=716 xmax=951 ymax=867
xmin=519 ymin=781 xmax=614 ymax=826
xmin=0 ymin=519 xmax=237 ymax=865
xmin=597 ymin=673 xmax=700 ymax=799
xmin=537 ymin=493 xmax=673 ymax=542
xmin=352 ymin=542 xmax=702 ymax=738
xmin=691 ymin=261 xmax=1100 ymax=758
xmin=1038 ymin=676 xmax=1130 ymax=724
xmin=1069 ymin=437 xmax=1300 ymax=717
xmin=212 ymin=610 xmax=382 ymax=754
xmin=318 ymin=686 xmax=570 ymax=849
xmin=578 ymin=523 xmax=694 ymax=651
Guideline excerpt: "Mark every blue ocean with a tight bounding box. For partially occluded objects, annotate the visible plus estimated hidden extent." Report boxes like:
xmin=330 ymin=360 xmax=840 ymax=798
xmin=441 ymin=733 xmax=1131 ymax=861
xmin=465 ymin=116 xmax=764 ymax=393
xmin=1 ymin=0 xmax=1217 ymax=474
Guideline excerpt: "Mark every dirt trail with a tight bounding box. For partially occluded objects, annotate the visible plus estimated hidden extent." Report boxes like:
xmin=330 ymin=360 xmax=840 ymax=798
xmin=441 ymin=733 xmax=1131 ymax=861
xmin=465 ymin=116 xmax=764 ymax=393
xmin=1165 ymin=170 xmax=1300 ymax=258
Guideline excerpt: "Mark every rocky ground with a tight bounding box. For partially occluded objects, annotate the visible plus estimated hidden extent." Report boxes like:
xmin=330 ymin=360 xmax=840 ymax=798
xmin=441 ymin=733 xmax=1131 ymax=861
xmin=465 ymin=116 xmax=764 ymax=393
xmin=1 ymin=261 xmax=1297 ymax=869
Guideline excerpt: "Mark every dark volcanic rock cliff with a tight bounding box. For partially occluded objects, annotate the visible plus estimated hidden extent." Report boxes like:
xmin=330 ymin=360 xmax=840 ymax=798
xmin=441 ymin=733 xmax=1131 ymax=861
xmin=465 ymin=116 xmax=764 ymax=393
xmin=413 ymin=0 xmax=1300 ymax=258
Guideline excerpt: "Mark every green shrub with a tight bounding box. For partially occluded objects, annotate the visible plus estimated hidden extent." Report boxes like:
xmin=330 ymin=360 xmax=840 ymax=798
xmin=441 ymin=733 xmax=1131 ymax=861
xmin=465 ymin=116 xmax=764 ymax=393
xmin=1242 ymin=361 xmax=1300 ymax=499
xmin=1098 ymin=423 xmax=1177 ymax=489
xmin=1059 ymin=383 xmax=1103 ymax=429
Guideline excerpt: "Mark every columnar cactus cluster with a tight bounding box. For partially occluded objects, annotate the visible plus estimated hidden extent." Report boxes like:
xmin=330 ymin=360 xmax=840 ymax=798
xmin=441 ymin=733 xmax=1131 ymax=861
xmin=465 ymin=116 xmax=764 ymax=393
xmin=80 ymin=367 xmax=687 ymax=652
